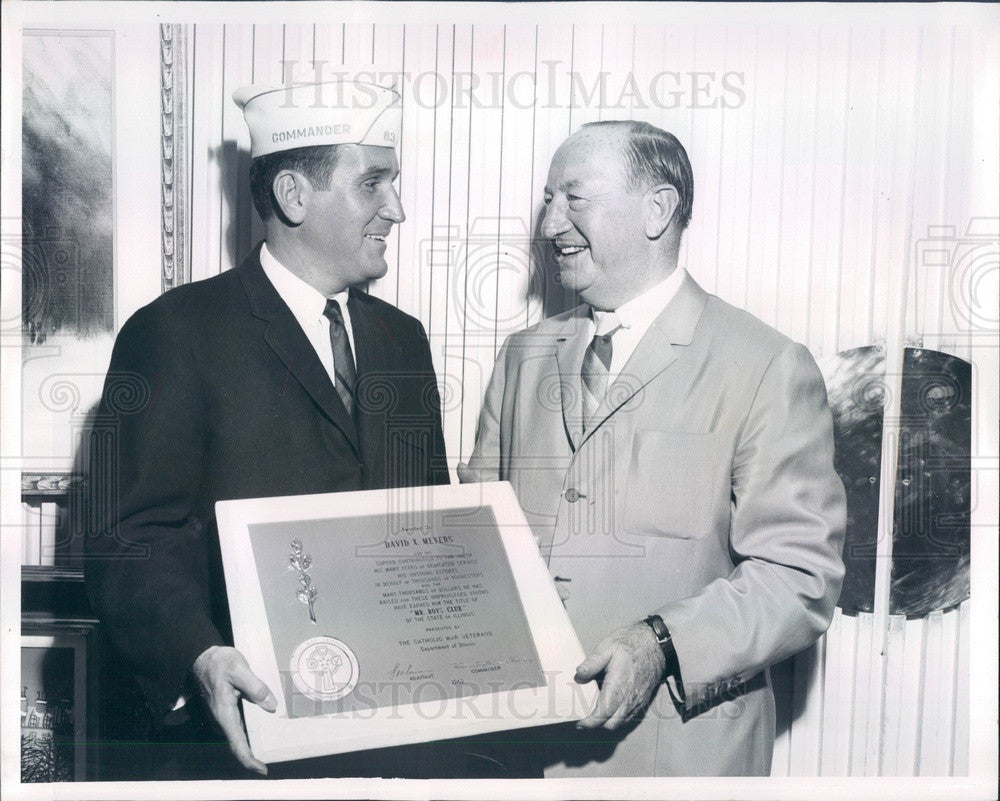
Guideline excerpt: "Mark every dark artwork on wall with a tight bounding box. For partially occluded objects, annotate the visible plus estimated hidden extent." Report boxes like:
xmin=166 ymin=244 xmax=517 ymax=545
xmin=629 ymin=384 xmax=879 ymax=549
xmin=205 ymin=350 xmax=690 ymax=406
xmin=889 ymin=347 xmax=971 ymax=616
xmin=21 ymin=644 xmax=77 ymax=782
xmin=821 ymin=345 xmax=972 ymax=618
xmin=820 ymin=345 xmax=885 ymax=614
xmin=21 ymin=31 xmax=114 ymax=345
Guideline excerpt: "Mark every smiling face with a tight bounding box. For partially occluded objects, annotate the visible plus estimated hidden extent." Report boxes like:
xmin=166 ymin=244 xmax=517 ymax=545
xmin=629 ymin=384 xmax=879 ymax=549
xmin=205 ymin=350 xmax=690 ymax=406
xmin=542 ymin=128 xmax=662 ymax=310
xmin=299 ymin=143 xmax=405 ymax=293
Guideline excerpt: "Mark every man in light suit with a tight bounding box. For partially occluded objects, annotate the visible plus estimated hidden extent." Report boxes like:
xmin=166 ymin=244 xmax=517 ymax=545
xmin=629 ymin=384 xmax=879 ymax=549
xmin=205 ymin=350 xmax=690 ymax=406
xmin=462 ymin=120 xmax=846 ymax=776
xmin=86 ymin=79 xmax=529 ymax=780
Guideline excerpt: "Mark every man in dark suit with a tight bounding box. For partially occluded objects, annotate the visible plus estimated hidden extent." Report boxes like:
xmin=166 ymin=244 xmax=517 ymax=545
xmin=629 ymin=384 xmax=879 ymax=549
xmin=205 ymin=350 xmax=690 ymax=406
xmin=85 ymin=79 xmax=474 ymax=780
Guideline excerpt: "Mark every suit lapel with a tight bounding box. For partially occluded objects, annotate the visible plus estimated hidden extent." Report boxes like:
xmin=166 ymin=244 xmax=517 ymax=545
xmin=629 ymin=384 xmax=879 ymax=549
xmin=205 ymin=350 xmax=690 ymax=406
xmin=237 ymin=249 xmax=360 ymax=454
xmin=347 ymin=288 xmax=403 ymax=379
xmin=581 ymin=271 xmax=709 ymax=446
xmin=553 ymin=308 xmax=592 ymax=451
xmin=348 ymin=290 xmax=410 ymax=488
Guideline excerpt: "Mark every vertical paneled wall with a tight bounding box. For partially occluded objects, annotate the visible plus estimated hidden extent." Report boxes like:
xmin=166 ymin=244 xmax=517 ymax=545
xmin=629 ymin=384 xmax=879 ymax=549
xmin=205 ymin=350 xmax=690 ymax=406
xmin=183 ymin=21 xmax=987 ymax=777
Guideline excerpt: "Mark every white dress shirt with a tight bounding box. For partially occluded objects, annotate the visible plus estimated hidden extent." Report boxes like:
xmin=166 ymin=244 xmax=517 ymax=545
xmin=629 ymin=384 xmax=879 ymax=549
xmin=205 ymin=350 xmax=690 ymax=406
xmin=591 ymin=267 xmax=687 ymax=383
xmin=259 ymin=242 xmax=357 ymax=388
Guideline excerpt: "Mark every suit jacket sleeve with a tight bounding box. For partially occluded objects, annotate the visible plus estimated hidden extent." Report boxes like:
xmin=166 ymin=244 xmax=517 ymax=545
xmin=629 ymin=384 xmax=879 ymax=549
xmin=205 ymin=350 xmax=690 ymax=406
xmin=459 ymin=337 xmax=509 ymax=483
xmin=415 ymin=319 xmax=452 ymax=486
xmin=85 ymin=303 xmax=224 ymax=716
xmin=656 ymin=342 xmax=846 ymax=710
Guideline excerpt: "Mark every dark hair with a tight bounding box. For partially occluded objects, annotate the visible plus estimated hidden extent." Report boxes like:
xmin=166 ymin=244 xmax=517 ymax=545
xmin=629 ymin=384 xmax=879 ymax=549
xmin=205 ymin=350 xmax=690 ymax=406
xmin=249 ymin=145 xmax=342 ymax=221
xmin=581 ymin=120 xmax=694 ymax=230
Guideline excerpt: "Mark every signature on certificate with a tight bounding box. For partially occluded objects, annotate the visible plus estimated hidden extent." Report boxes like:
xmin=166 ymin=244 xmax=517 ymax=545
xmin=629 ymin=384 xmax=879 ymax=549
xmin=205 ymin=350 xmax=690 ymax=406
xmin=387 ymin=662 xmax=435 ymax=680
xmin=451 ymin=655 xmax=531 ymax=672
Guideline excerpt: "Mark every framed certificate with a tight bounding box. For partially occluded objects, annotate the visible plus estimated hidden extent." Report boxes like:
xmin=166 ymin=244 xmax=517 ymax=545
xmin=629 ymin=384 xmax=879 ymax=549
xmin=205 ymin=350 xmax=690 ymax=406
xmin=215 ymin=481 xmax=597 ymax=764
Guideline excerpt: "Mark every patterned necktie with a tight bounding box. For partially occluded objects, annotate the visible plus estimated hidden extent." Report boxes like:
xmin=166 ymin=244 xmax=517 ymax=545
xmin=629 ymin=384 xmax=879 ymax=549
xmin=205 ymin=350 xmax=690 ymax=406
xmin=322 ymin=298 xmax=358 ymax=420
xmin=581 ymin=312 xmax=621 ymax=431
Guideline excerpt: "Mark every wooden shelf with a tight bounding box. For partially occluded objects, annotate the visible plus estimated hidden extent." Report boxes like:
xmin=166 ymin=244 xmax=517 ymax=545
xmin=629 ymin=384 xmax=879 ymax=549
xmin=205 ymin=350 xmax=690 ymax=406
xmin=22 ymin=566 xmax=91 ymax=619
xmin=22 ymin=565 xmax=85 ymax=582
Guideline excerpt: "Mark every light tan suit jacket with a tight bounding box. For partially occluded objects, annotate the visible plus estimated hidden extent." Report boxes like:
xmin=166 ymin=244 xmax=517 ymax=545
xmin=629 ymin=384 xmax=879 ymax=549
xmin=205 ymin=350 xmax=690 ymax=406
xmin=464 ymin=272 xmax=846 ymax=776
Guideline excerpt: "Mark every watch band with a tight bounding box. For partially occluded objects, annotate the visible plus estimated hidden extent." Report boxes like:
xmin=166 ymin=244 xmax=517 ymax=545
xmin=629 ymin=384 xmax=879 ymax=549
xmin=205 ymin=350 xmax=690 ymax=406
xmin=643 ymin=614 xmax=681 ymax=681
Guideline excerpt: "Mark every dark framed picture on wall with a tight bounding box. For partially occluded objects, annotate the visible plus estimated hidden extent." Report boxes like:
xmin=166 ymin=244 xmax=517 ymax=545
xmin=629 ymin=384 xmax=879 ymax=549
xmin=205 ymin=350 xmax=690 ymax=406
xmin=20 ymin=619 xmax=99 ymax=783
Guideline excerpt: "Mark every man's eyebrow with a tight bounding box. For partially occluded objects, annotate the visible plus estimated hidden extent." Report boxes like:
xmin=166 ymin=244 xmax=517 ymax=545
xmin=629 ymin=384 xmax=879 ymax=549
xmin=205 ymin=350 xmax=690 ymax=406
xmin=359 ymin=166 xmax=398 ymax=180
xmin=544 ymin=179 xmax=583 ymax=194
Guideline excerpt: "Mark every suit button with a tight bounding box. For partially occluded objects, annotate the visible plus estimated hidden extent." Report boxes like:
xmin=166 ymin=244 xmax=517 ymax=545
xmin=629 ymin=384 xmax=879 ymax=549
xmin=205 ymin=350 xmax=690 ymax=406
xmin=563 ymin=487 xmax=583 ymax=503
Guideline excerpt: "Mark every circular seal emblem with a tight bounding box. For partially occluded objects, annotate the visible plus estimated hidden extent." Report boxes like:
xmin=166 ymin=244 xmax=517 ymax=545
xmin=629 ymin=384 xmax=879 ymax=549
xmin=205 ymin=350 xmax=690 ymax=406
xmin=289 ymin=636 xmax=360 ymax=702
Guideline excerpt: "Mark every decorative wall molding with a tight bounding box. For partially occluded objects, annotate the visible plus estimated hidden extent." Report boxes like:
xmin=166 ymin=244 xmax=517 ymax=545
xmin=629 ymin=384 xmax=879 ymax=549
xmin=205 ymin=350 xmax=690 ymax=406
xmin=21 ymin=473 xmax=86 ymax=496
xmin=160 ymin=24 xmax=190 ymax=292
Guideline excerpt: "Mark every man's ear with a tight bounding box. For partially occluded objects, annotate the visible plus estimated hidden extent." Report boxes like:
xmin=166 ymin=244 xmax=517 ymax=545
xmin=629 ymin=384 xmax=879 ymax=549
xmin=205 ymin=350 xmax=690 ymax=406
xmin=644 ymin=184 xmax=679 ymax=239
xmin=272 ymin=170 xmax=310 ymax=225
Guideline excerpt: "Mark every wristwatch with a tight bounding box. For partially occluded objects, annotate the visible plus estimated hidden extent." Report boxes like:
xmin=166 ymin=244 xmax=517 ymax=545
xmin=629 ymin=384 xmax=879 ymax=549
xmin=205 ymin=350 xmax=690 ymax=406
xmin=642 ymin=614 xmax=681 ymax=681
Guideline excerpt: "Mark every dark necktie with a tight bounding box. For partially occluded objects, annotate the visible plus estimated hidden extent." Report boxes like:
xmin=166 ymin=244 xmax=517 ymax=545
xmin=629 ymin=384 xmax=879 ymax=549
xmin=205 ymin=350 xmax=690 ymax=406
xmin=322 ymin=298 xmax=357 ymax=419
xmin=581 ymin=313 xmax=621 ymax=431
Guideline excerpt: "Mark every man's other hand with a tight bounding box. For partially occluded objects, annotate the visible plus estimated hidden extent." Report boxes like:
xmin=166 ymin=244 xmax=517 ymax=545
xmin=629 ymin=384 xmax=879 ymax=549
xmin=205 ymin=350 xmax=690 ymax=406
xmin=574 ymin=623 xmax=667 ymax=730
xmin=192 ymin=645 xmax=277 ymax=775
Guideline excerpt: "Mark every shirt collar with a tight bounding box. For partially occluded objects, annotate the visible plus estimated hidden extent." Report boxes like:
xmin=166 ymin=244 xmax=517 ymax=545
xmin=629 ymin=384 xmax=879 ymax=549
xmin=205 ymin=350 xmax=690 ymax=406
xmin=599 ymin=267 xmax=687 ymax=333
xmin=260 ymin=242 xmax=350 ymax=320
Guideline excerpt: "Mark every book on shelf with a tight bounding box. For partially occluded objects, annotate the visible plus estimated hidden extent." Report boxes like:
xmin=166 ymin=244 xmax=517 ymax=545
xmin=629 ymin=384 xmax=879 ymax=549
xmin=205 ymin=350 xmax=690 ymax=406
xmin=22 ymin=502 xmax=64 ymax=567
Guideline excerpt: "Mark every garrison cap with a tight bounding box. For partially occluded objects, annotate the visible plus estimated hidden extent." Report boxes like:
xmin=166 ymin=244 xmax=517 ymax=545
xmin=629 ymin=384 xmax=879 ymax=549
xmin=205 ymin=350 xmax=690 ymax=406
xmin=233 ymin=78 xmax=402 ymax=158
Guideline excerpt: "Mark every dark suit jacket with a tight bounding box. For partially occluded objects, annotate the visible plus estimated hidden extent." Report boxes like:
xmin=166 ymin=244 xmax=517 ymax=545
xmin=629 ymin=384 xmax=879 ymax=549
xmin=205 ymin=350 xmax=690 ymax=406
xmin=85 ymin=246 xmax=449 ymax=719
